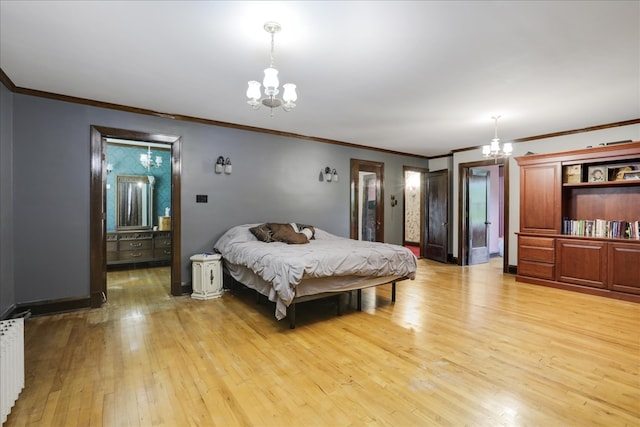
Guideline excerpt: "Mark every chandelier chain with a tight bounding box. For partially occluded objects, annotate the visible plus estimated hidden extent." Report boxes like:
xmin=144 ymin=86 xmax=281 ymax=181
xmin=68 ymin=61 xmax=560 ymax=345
xmin=269 ymin=31 xmax=275 ymax=68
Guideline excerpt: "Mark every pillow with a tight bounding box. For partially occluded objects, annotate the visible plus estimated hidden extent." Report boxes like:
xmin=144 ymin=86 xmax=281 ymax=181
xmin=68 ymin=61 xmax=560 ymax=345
xmin=296 ymin=223 xmax=316 ymax=240
xmin=249 ymin=223 xmax=274 ymax=242
xmin=214 ymin=224 xmax=261 ymax=254
xmin=269 ymin=223 xmax=309 ymax=244
xmin=249 ymin=222 xmax=316 ymax=244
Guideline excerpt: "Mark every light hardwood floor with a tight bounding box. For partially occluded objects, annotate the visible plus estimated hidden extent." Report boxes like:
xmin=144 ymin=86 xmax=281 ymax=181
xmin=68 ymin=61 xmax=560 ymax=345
xmin=4 ymin=258 xmax=639 ymax=426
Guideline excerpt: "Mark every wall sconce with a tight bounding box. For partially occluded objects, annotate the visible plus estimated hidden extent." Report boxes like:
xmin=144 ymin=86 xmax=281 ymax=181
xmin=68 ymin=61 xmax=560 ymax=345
xmin=106 ymin=163 xmax=114 ymax=174
xmin=215 ymin=156 xmax=224 ymax=174
xmin=320 ymin=167 xmax=338 ymax=183
xmin=215 ymin=156 xmax=232 ymax=174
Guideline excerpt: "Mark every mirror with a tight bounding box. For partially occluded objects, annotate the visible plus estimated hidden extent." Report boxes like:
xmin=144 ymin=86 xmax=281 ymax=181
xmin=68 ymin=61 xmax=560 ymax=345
xmin=116 ymin=175 xmax=154 ymax=230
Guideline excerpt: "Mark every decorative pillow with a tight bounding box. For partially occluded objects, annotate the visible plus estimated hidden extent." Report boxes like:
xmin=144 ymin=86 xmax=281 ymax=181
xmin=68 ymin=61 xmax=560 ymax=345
xmin=296 ymin=223 xmax=316 ymax=240
xmin=249 ymin=223 xmax=274 ymax=242
xmin=250 ymin=222 xmax=316 ymax=244
xmin=269 ymin=223 xmax=310 ymax=244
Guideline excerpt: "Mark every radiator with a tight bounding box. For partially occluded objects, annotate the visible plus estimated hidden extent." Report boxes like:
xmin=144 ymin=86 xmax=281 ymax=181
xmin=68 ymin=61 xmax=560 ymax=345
xmin=0 ymin=318 xmax=24 ymax=425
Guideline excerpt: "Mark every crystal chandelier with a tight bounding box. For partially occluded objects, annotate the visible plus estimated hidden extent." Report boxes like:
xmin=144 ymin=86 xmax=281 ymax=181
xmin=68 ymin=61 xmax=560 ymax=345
xmin=140 ymin=146 xmax=163 ymax=171
xmin=246 ymin=22 xmax=297 ymax=116
xmin=482 ymin=115 xmax=513 ymax=160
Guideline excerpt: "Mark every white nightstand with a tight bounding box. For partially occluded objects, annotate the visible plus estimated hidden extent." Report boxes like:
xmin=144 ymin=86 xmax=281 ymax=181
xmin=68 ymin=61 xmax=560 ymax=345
xmin=190 ymin=253 xmax=223 ymax=300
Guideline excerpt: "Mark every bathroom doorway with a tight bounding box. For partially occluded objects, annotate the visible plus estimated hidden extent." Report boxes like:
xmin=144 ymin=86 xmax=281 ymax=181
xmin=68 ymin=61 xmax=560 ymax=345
xmin=90 ymin=126 xmax=182 ymax=307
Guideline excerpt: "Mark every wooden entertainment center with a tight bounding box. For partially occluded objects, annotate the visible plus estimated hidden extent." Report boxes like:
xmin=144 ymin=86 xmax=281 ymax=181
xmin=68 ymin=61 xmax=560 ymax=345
xmin=515 ymin=141 xmax=640 ymax=302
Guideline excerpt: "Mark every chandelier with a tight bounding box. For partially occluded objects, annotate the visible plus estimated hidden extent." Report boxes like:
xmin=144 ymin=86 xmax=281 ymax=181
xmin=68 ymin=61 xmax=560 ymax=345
xmin=140 ymin=146 xmax=163 ymax=171
xmin=482 ymin=115 xmax=513 ymax=160
xmin=246 ymin=22 xmax=297 ymax=116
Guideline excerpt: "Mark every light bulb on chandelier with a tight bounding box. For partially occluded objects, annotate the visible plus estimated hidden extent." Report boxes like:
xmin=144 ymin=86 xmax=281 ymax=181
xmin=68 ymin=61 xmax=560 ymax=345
xmin=482 ymin=115 xmax=512 ymax=162
xmin=246 ymin=22 xmax=297 ymax=116
xmin=140 ymin=146 xmax=163 ymax=171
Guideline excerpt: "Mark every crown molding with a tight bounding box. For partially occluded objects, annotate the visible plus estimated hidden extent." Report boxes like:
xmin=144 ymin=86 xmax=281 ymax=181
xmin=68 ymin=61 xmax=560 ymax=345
xmin=1 ymin=67 xmax=636 ymax=160
xmin=0 ymin=68 xmax=428 ymax=160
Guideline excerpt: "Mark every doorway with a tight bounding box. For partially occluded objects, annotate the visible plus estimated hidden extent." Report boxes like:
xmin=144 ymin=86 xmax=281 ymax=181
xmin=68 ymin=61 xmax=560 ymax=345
xmin=458 ymin=158 xmax=509 ymax=272
xmin=403 ymin=166 xmax=427 ymax=257
xmin=467 ymin=168 xmax=491 ymax=265
xmin=90 ymin=126 xmax=182 ymax=307
xmin=350 ymin=159 xmax=384 ymax=242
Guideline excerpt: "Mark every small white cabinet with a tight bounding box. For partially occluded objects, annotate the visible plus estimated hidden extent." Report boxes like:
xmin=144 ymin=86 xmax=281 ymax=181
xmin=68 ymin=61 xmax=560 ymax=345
xmin=190 ymin=253 xmax=223 ymax=300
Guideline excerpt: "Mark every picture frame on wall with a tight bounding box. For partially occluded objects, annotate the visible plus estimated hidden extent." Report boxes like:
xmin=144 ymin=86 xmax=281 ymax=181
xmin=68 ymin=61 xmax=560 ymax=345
xmin=587 ymin=165 xmax=607 ymax=182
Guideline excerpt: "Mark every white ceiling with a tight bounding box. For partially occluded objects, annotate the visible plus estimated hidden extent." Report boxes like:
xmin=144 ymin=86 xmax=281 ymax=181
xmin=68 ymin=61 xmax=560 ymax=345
xmin=1 ymin=1 xmax=638 ymax=157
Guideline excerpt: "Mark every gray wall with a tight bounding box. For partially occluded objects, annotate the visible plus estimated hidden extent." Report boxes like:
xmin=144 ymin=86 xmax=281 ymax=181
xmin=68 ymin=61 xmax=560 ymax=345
xmin=9 ymin=92 xmax=427 ymax=305
xmin=0 ymin=83 xmax=15 ymax=317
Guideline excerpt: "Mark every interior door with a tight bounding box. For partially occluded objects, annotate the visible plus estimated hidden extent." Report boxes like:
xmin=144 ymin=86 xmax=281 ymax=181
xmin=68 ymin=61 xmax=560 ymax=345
xmin=351 ymin=159 xmax=384 ymax=242
xmin=458 ymin=158 xmax=509 ymax=271
xmin=468 ymin=167 xmax=490 ymax=265
xmin=425 ymin=169 xmax=448 ymax=263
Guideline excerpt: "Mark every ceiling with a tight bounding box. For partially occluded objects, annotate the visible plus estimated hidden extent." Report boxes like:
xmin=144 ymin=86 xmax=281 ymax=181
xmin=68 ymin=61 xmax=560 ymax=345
xmin=1 ymin=1 xmax=638 ymax=157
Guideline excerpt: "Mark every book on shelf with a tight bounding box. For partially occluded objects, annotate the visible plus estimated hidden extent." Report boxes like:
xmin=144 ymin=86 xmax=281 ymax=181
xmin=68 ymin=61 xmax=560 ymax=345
xmin=562 ymin=218 xmax=640 ymax=239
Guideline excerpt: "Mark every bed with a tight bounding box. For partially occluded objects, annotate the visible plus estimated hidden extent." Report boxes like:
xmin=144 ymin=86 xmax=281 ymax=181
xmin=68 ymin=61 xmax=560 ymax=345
xmin=213 ymin=223 xmax=417 ymax=328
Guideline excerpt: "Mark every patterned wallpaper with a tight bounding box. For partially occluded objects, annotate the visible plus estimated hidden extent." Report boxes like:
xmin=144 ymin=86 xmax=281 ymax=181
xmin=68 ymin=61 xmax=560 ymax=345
xmin=404 ymin=171 xmax=421 ymax=242
xmin=106 ymin=144 xmax=171 ymax=231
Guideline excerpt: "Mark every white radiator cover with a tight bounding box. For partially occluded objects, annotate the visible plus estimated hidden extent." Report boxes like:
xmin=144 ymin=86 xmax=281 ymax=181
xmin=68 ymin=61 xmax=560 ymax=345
xmin=0 ymin=318 xmax=24 ymax=424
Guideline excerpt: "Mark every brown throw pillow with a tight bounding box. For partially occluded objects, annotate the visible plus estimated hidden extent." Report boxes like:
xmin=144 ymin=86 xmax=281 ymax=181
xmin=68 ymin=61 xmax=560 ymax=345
xmin=269 ymin=223 xmax=309 ymax=244
xmin=249 ymin=223 xmax=274 ymax=242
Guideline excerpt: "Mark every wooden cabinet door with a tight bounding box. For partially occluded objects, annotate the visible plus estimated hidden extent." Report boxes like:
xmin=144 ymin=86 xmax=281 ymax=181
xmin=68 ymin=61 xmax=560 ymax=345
xmin=519 ymin=162 xmax=562 ymax=234
xmin=556 ymin=239 xmax=607 ymax=288
xmin=608 ymin=242 xmax=640 ymax=294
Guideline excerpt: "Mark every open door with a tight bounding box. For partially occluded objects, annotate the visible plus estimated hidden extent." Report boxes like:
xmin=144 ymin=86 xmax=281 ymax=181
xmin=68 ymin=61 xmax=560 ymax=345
xmin=468 ymin=167 xmax=490 ymax=265
xmin=458 ymin=158 xmax=510 ymax=271
xmin=425 ymin=169 xmax=449 ymax=263
xmin=351 ymin=159 xmax=384 ymax=242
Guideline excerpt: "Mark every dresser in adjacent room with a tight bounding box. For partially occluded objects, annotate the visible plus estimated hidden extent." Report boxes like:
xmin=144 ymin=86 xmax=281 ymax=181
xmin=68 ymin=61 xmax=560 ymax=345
xmin=106 ymin=230 xmax=172 ymax=266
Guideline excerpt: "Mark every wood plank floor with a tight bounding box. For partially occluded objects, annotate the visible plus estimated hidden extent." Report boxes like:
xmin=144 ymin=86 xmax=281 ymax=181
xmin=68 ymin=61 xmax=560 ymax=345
xmin=5 ymin=258 xmax=639 ymax=426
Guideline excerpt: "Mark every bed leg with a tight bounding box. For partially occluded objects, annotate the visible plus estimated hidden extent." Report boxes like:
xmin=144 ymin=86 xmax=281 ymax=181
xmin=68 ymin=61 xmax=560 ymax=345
xmin=392 ymin=281 xmax=396 ymax=302
xmin=357 ymin=289 xmax=362 ymax=311
xmin=288 ymin=303 xmax=296 ymax=329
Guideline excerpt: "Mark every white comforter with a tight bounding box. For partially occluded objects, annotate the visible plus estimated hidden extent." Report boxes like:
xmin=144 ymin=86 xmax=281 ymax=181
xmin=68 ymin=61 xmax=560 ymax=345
xmin=214 ymin=224 xmax=417 ymax=319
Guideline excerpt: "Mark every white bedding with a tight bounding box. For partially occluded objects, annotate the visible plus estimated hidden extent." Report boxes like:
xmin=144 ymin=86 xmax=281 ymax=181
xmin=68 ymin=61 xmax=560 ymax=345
xmin=214 ymin=224 xmax=417 ymax=319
